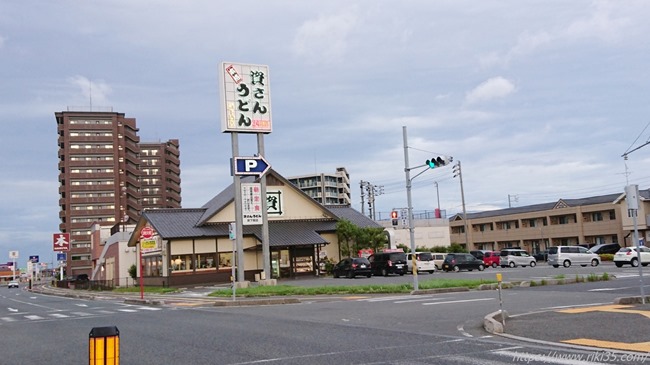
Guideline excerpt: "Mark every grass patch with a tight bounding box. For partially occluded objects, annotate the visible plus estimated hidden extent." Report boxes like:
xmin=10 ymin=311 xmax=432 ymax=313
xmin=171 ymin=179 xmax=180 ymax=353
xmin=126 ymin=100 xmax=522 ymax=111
xmin=554 ymin=274 xmax=565 ymax=280
xmin=540 ymin=279 xmax=547 ymax=286
xmin=112 ymin=287 xmax=179 ymax=294
xmin=208 ymin=278 xmax=495 ymax=297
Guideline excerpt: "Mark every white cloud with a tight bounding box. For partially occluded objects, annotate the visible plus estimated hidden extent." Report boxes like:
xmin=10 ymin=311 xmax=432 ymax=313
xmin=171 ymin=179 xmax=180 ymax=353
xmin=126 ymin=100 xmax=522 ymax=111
xmin=292 ymin=11 xmax=359 ymax=64
xmin=67 ymin=76 xmax=112 ymax=108
xmin=465 ymin=77 xmax=516 ymax=104
xmin=480 ymin=1 xmax=632 ymax=68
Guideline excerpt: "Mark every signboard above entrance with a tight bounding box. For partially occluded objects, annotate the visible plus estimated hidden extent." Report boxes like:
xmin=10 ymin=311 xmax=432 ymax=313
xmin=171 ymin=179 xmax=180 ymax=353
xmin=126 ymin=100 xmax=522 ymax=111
xmin=219 ymin=62 xmax=272 ymax=134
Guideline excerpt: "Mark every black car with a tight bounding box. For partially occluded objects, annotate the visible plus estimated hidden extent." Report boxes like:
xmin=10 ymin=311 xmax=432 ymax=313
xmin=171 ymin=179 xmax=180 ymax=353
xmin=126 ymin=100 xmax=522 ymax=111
xmin=332 ymin=257 xmax=372 ymax=278
xmin=588 ymin=243 xmax=621 ymax=255
xmin=533 ymin=250 xmax=548 ymax=262
xmin=368 ymin=252 xmax=407 ymax=276
xmin=441 ymin=253 xmax=485 ymax=272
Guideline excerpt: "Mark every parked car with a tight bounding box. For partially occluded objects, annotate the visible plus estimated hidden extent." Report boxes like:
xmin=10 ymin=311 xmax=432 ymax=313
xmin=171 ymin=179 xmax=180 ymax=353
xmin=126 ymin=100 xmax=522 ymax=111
xmin=405 ymin=252 xmax=436 ymax=274
xmin=547 ymin=246 xmax=600 ymax=268
xmin=431 ymin=253 xmax=447 ymax=270
xmin=613 ymin=246 xmax=650 ymax=267
xmin=499 ymin=248 xmax=537 ymax=268
xmin=441 ymin=253 xmax=485 ymax=272
xmin=332 ymin=257 xmax=372 ymax=278
xmin=533 ymin=250 xmax=548 ymax=262
xmin=469 ymin=250 xmax=489 ymax=261
xmin=7 ymin=280 xmax=19 ymax=289
xmin=588 ymin=243 xmax=621 ymax=255
xmin=368 ymin=251 xmax=407 ymax=276
xmin=482 ymin=251 xmax=501 ymax=268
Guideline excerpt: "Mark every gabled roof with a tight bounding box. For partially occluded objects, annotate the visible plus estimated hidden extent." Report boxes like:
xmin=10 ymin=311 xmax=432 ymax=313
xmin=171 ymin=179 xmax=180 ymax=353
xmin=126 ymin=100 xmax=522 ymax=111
xmin=197 ymin=169 xmax=340 ymax=225
xmin=128 ymin=169 xmax=381 ymax=247
xmin=449 ymin=192 xmax=623 ymax=221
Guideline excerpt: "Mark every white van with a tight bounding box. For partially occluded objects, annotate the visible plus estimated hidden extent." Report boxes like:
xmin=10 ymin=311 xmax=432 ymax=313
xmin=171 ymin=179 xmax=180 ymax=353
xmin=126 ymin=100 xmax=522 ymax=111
xmin=405 ymin=252 xmax=437 ymax=274
xmin=431 ymin=253 xmax=447 ymax=270
xmin=547 ymin=246 xmax=600 ymax=268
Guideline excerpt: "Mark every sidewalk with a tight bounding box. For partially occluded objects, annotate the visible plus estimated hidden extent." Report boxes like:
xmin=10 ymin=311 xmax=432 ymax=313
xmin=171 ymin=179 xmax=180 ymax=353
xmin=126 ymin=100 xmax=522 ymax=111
xmin=485 ymin=296 xmax=650 ymax=354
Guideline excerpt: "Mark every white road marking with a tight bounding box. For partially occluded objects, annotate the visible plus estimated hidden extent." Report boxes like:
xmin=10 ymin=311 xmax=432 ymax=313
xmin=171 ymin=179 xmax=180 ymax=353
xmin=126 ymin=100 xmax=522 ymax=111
xmin=71 ymin=312 xmax=92 ymax=316
xmin=49 ymin=313 xmax=69 ymax=318
xmin=394 ymin=296 xmax=453 ymax=304
xmin=25 ymin=315 xmax=43 ymax=320
xmin=422 ymin=298 xmax=494 ymax=306
xmin=8 ymin=308 xmax=18 ymax=312
xmin=1 ymin=317 xmax=16 ymax=322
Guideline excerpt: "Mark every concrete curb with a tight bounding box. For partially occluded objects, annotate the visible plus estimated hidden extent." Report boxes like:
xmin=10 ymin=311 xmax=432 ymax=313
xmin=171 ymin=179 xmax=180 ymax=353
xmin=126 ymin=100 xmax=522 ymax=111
xmin=483 ymin=310 xmax=507 ymax=334
xmin=124 ymin=298 xmax=163 ymax=306
xmin=213 ymin=298 xmax=301 ymax=306
xmin=411 ymin=287 xmax=469 ymax=295
xmin=614 ymin=295 xmax=650 ymax=305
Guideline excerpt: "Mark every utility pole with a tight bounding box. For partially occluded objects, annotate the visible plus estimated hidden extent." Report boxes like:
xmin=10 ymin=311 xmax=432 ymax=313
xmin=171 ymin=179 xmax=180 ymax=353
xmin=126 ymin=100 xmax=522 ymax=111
xmin=453 ymin=161 xmax=469 ymax=249
xmin=434 ymin=181 xmax=441 ymax=216
xmin=360 ymin=180 xmax=367 ymax=215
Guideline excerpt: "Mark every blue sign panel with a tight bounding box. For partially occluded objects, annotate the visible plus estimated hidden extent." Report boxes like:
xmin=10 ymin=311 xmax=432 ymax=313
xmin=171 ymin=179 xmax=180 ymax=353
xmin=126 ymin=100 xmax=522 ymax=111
xmin=233 ymin=156 xmax=271 ymax=176
xmin=29 ymin=255 xmax=39 ymax=263
xmin=57 ymin=253 xmax=66 ymax=261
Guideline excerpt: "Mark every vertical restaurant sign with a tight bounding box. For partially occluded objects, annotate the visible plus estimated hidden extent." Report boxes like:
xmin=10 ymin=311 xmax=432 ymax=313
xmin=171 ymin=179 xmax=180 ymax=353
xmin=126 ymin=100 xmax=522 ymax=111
xmin=219 ymin=62 xmax=272 ymax=134
xmin=241 ymin=183 xmax=263 ymax=225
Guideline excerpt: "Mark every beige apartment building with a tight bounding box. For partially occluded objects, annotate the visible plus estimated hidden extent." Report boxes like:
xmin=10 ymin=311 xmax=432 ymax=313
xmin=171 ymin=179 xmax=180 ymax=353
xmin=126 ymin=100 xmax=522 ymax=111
xmin=449 ymin=193 xmax=626 ymax=254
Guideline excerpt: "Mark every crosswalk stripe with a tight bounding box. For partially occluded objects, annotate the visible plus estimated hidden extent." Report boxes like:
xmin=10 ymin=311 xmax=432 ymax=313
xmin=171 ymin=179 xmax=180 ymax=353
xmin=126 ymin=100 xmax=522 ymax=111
xmin=49 ymin=313 xmax=70 ymax=318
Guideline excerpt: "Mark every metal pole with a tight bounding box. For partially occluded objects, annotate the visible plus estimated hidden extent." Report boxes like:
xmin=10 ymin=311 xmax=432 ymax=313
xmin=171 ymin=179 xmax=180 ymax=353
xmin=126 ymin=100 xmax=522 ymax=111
xmin=257 ymin=134 xmax=271 ymax=280
xmin=403 ymin=126 xmax=418 ymax=291
xmin=632 ymin=210 xmax=645 ymax=304
xmin=456 ymin=161 xmax=469 ymax=249
xmin=434 ymin=181 xmax=440 ymax=214
xmin=231 ymin=133 xmax=245 ymax=284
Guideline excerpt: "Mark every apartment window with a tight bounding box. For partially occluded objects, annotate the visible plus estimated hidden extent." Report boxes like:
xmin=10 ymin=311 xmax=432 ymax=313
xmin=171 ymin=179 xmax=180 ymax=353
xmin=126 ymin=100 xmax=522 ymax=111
xmin=591 ymin=212 xmax=603 ymax=222
xmin=528 ymin=219 xmax=536 ymax=228
xmin=609 ymin=211 xmax=616 ymax=220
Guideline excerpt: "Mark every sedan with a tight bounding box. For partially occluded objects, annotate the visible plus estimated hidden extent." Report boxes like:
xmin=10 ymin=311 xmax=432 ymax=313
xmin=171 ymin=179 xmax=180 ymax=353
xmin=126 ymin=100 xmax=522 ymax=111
xmin=332 ymin=257 xmax=372 ymax=278
xmin=614 ymin=246 xmax=650 ymax=267
xmin=7 ymin=280 xmax=19 ymax=288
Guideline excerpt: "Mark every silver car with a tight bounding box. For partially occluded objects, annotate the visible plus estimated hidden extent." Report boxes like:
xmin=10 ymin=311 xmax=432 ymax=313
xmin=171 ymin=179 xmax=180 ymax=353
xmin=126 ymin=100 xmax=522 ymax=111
xmin=547 ymin=246 xmax=600 ymax=268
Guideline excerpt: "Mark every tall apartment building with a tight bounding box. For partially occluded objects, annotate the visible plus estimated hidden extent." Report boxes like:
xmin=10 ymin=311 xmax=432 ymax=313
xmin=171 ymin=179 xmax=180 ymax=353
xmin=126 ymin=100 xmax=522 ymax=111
xmin=287 ymin=167 xmax=351 ymax=206
xmin=55 ymin=110 xmax=181 ymax=278
xmin=139 ymin=140 xmax=182 ymax=209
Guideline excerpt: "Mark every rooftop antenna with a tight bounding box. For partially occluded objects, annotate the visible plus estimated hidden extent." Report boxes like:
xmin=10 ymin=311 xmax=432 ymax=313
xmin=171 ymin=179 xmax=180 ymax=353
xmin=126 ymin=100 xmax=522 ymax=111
xmin=89 ymin=78 xmax=93 ymax=111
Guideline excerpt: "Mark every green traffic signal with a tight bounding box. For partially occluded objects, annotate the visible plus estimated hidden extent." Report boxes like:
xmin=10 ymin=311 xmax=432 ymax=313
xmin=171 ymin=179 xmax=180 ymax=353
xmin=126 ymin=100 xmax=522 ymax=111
xmin=426 ymin=156 xmax=452 ymax=169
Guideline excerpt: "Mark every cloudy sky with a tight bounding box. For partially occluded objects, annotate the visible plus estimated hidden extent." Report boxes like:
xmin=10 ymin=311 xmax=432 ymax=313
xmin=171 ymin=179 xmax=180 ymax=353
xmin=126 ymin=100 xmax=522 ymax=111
xmin=2 ymin=1 xmax=650 ymax=267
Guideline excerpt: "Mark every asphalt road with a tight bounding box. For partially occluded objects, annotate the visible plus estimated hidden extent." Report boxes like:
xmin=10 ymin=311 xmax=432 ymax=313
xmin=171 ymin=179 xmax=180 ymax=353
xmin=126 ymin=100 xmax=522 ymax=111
xmin=3 ymin=269 xmax=650 ymax=364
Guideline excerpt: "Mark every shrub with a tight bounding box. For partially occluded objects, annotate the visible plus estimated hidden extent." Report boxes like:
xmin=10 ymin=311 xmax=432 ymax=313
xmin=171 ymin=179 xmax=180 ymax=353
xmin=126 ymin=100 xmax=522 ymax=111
xmin=600 ymin=254 xmax=614 ymax=261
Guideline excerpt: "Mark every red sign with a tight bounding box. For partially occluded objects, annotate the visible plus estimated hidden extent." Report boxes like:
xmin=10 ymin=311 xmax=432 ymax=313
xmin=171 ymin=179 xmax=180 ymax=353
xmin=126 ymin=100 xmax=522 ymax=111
xmin=53 ymin=233 xmax=70 ymax=252
xmin=140 ymin=226 xmax=154 ymax=239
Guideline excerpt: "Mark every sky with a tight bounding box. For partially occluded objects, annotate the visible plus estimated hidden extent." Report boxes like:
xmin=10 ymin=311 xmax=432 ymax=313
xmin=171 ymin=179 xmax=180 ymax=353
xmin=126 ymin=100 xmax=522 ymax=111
xmin=2 ymin=1 xmax=650 ymax=268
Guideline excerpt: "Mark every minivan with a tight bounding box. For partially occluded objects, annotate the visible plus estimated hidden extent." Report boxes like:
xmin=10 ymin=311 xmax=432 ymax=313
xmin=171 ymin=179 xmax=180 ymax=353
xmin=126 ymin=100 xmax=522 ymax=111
xmin=547 ymin=246 xmax=600 ymax=268
xmin=499 ymin=249 xmax=536 ymax=268
xmin=588 ymin=243 xmax=621 ymax=255
xmin=405 ymin=252 xmax=436 ymax=274
xmin=431 ymin=253 xmax=447 ymax=270
xmin=368 ymin=251 xmax=407 ymax=276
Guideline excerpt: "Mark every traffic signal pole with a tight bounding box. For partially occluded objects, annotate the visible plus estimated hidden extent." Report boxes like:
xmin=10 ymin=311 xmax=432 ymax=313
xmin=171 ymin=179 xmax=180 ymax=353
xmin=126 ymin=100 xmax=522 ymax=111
xmin=403 ymin=126 xmax=419 ymax=291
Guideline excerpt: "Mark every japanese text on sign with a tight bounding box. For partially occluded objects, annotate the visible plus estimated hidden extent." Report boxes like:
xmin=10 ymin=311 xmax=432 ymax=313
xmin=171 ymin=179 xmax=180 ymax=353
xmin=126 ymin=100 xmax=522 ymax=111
xmin=220 ymin=62 xmax=272 ymax=133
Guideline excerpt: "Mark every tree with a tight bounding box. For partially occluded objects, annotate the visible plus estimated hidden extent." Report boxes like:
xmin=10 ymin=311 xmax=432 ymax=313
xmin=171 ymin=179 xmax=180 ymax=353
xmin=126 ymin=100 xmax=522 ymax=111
xmin=128 ymin=264 xmax=137 ymax=281
xmin=336 ymin=219 xmax=389 ymax=257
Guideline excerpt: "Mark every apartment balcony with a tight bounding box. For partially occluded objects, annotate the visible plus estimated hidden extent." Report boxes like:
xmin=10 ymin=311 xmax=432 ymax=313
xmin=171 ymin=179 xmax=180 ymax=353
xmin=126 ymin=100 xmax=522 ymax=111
xmin=68 ymin=135 xmax=114 ymax=142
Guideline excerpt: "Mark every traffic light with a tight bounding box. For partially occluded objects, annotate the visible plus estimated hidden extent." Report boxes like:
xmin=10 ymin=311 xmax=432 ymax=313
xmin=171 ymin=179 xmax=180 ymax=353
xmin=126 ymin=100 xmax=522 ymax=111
xmin=391 ymin=210 xmax=399 ymax=226
xmin=426 ymin=156 xmax=453 ymax=169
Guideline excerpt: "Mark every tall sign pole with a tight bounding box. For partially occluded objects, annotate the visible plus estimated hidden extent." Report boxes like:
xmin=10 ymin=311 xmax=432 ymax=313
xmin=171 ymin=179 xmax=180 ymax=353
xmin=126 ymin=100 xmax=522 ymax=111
xmin=220 ymin=62 xmax=273 ymax=286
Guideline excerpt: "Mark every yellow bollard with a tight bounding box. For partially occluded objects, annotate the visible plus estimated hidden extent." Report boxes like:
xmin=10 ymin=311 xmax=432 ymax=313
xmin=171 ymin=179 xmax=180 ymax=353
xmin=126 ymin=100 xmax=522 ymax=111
xmin=89 ymin=326 xmax=119 ymax=365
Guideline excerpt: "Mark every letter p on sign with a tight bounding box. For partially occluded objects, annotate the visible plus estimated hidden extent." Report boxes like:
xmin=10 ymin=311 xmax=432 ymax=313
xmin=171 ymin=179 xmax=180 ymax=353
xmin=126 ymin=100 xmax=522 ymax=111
xmin=245 ymin=160 xmax=258 ymax=172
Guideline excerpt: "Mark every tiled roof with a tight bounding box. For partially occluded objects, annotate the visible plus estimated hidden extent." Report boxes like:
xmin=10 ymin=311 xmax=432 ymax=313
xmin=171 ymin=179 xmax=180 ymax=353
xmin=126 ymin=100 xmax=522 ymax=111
xmin=449 ymin=192 xmax=622 ymax=221
xmin=137 ymin=172 xmax=381 ymax=247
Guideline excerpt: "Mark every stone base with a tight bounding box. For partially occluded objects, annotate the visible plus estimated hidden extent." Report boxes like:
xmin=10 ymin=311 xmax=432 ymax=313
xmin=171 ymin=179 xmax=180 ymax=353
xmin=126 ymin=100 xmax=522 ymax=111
xmin=256 ymin=279 xmax=277 ymax=287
